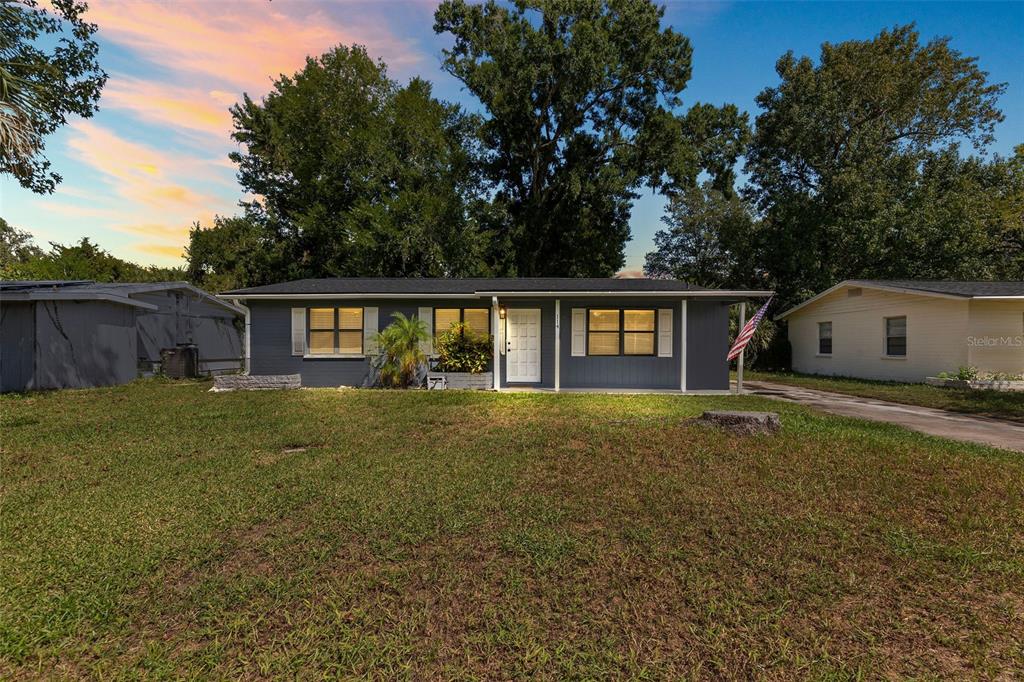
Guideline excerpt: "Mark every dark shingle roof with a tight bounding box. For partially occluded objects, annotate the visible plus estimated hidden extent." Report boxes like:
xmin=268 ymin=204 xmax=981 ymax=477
xmin=848 ymin=280 xmax=1024 ymax=298
xmin=220 ymin=277 xmax=728 ymax=296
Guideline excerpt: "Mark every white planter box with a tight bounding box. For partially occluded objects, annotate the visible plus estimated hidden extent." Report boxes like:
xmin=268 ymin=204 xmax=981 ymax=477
xmin=926 ymin=377 xmax=1024 ymax=392
xmin=427 ymin=372 xmax=493 ymax=390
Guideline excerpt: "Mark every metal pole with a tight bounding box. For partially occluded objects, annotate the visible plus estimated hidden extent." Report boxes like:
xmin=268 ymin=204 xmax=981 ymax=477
xmin=736 ymin=301 xmax=746 ymax=394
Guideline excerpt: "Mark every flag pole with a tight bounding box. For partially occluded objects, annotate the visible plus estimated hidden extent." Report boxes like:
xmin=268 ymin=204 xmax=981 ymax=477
xmin=736 ymin=301 xmax=746 ymax=394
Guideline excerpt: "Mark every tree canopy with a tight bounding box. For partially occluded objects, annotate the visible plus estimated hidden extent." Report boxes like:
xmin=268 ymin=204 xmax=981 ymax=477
xmin=0 ymin=0 xmax=106 ymax=193
xmin=189 ymin=45 xmax=488 ymax=289
xmin=434 ymin=0 xmax=746 ymax=276
xmin=645 ymin=25 xmax=1020 ymax=308
xmin=1 ymin=227 xmax=186 ymax=282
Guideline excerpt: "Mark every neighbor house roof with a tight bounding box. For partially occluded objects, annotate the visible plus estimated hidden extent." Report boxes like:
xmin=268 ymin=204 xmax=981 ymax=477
xmin=0 ymin=280 xmax=244 ymax=314
xmin=219 ymin=277 xmax=773 ymax=299
xmin=776 ymin=280 xmax=1024 ymax=320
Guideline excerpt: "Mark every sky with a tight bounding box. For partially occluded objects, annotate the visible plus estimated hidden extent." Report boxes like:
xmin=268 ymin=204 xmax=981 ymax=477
xmin=2 ymin=1 xmax=1021 ymax=276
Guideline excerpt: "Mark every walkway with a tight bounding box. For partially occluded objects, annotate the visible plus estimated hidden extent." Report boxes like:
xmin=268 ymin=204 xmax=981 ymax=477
xmin=743 ymin=380 xmax=1024 ymax=453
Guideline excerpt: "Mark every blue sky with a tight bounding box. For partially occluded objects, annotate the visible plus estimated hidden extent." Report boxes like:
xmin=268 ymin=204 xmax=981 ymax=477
xmin=2 ymin=0 xmax=1021 ymax=274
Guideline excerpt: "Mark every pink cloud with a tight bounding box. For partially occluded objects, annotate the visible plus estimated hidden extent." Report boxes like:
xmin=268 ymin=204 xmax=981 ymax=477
xmin=102 ymin=76 xmax=234 ymax=139
xmin=87 ymin=1 xmax=425 ymax=95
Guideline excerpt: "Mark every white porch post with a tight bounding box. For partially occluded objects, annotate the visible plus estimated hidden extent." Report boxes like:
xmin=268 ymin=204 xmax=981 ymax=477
xmin=554 ymin=299 xmax=561 ymax=392
xmin=736 ymin=301 xmax=746 ymax=394
xmin=679 ymin=299 xmax=687 ymax=392
xmin=492 ymin=296 xmax=501 ymax=391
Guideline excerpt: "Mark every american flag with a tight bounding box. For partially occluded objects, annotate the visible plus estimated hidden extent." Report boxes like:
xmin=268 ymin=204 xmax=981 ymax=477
xmin=728 ymin=296 xmax=774 ymax=362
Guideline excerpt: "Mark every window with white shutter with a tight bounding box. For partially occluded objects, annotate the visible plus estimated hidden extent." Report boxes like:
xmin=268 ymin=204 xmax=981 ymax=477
xmin=571 ymin=308 xmax=585 ymax=356
xmin=418 ymin=306 xmax=433 ymax=356
xmin=363 ymin=307 xmax=379 ymax=355
xmin=657 ymin=308 xmax=673 ymax=357
xmin=291 ymin=307 xmax=305 ymax=356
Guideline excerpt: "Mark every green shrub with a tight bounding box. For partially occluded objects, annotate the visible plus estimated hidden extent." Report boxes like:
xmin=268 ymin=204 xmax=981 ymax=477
xmin=375 ymin=312 xmax=429 ymax=388
xmin=955 ymin=366 xmax=979 ymax=381
xmin=434 ymin=322 xmax=491 ymax=374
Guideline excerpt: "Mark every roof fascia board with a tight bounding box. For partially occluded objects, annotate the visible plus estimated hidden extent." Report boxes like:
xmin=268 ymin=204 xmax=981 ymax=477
xmin=776 ymin=281 xmax=968 ymax=320
xmin=474 ymin=290 xmax=773 ymax=297
xmin=972 ymin=295 xmax=1024 ymax=300
xmin=219 ymin=293 xmax=485 ymax=300
xmin=24 ymin=291 xmax=159 ymax=310
xmin=224 ymin=290 xmax=774 ymax=300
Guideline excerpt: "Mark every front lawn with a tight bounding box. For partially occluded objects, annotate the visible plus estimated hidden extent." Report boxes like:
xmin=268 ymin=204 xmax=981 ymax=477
xmin=2 ymin=380 xmax=1022 ymax=678
xmin=746 ymin=370 xmax=1024 ymax=423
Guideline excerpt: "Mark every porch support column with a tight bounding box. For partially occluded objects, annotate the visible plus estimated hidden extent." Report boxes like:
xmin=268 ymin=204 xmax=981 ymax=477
xmin=679 ymin=299 xmax=687 ymax=392
xmin=554 ymin=299 xmax=561 ymax=392
xmin=736 ymin=301 xmax=746 ymax=394
xmin=492 ymin=296 xmax=501 ymax=391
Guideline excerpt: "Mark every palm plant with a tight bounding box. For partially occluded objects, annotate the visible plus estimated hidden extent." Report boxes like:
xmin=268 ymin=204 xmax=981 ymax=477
xmin=375 ymin=312 xmax=429 ymax=388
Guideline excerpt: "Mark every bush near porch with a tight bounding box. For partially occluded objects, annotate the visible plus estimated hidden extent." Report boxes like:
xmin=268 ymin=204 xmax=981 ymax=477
xmin=1 ymin=379 xmax=1022 ymax=678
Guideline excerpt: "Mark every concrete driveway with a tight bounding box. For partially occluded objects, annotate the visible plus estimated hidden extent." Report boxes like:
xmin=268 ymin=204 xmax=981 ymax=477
xmin=743 ymin=380 xmax=1024 ymax=453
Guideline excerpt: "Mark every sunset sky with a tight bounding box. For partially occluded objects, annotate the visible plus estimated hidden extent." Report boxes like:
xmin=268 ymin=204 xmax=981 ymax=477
xmin=2 ymin=0 xmax=1021 ymax=274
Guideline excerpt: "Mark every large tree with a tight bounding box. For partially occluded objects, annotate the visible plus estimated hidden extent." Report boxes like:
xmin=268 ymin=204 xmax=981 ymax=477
xmin=216 ymin=45 xmax=487 ymax=282
xmin=745 ymin=24 xmax=1008 ymax=305
xmin=1 ymin=0 xmax=106 ymax=193
xmin=434 ymin=0 xmax=746 ymax=276
xmin=643 ymin=183 xmax=757 ymax=288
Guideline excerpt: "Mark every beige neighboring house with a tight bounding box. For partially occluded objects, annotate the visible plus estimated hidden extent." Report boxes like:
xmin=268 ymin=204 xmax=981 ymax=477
xmin=777 ymin=281 xmax=1024 ymax=382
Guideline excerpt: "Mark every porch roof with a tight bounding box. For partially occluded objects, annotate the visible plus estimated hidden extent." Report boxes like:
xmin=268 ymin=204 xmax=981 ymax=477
xmin=220 ymin=277 xmax=772 ymax=300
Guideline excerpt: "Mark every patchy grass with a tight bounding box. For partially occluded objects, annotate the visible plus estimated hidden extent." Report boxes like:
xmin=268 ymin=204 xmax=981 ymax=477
xmin=747 ymin=370 xmax=1024 ymax=424
xmin=1 ymin=379 xmax=1023 ymax=679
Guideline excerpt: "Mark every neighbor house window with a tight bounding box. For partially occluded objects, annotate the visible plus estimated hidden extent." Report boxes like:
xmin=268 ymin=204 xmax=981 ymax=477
xmin=818 ymin=321 xmax=832 ymax=355
xmin=885 ymin=316 xmax=906 ymax=357
xmin=434 ymin=308 xmax=490 ymax=340
xmin=308 ymin=307 xmax=363 ymax=355
xmin=588 ymin=309 xmax=656 ymax=356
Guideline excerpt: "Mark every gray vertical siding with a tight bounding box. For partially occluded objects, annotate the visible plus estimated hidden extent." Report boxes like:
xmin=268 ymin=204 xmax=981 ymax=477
xmin=557 ymin=298 xmax=683 ymax=389
xmin=250 ymin=298 xmax=494 ymax=388
xmin=686 ymin=300 xmax=730 ymax=390
xmin=32 ymin=300 xmax=138 ymax=390
xmin=249 ymin=295 xmax=734 ymax=391
xmin=133 ymin=290 xmax=243 ymax=372
xmin=0 ymin=302 xmax=35 ymax=392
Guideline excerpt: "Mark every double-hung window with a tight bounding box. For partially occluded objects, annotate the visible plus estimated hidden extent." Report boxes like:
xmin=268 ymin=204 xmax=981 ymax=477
xmin=587 ymin=309 xmax=655 ymax=356
xmin=818 ymin=321 xmax=832 ymax=355
xmin=885 ymin=316 xmax=906 ymax=357
xmin=308 ymin=307 xmax=363 ymax=355
xmin=434 ymin=307 xmax=490 ymax=340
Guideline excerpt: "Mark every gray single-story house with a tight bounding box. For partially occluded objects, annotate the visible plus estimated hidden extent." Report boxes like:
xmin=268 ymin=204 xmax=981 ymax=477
xmin=1 ymin=280 xmax=245 ymax=392
xmin=220 ymin=278 xmax=772 ymax=392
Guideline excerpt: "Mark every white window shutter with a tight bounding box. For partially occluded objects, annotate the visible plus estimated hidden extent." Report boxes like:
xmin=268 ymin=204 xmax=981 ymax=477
xmin=658 ymin=308 xmax=673 ymax=357
xmin=418 ymin=306 xmax=433 ymax=356
xmin=291 ymin=308 xmax=305 ymax=356
xmin=571 ymin=308 xmax=585 ymax=356
xmin=363 ymin=306 xmax=378 ymax=355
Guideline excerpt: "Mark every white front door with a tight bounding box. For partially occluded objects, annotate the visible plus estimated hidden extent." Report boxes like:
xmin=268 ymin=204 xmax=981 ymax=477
xmin=506 ymin=308 xmax=541 ymax=382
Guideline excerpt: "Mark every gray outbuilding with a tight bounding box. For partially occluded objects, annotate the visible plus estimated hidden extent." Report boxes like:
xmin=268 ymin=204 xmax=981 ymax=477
xmin=0 ymin=280 xmax=244 ymax=392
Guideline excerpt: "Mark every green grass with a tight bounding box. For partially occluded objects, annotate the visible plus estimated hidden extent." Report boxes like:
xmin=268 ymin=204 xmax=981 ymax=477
xmin=2 ymin=379 xmax=1023 ymax=679
xmin=746 ymin=370 xmax=1024 ymax=424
